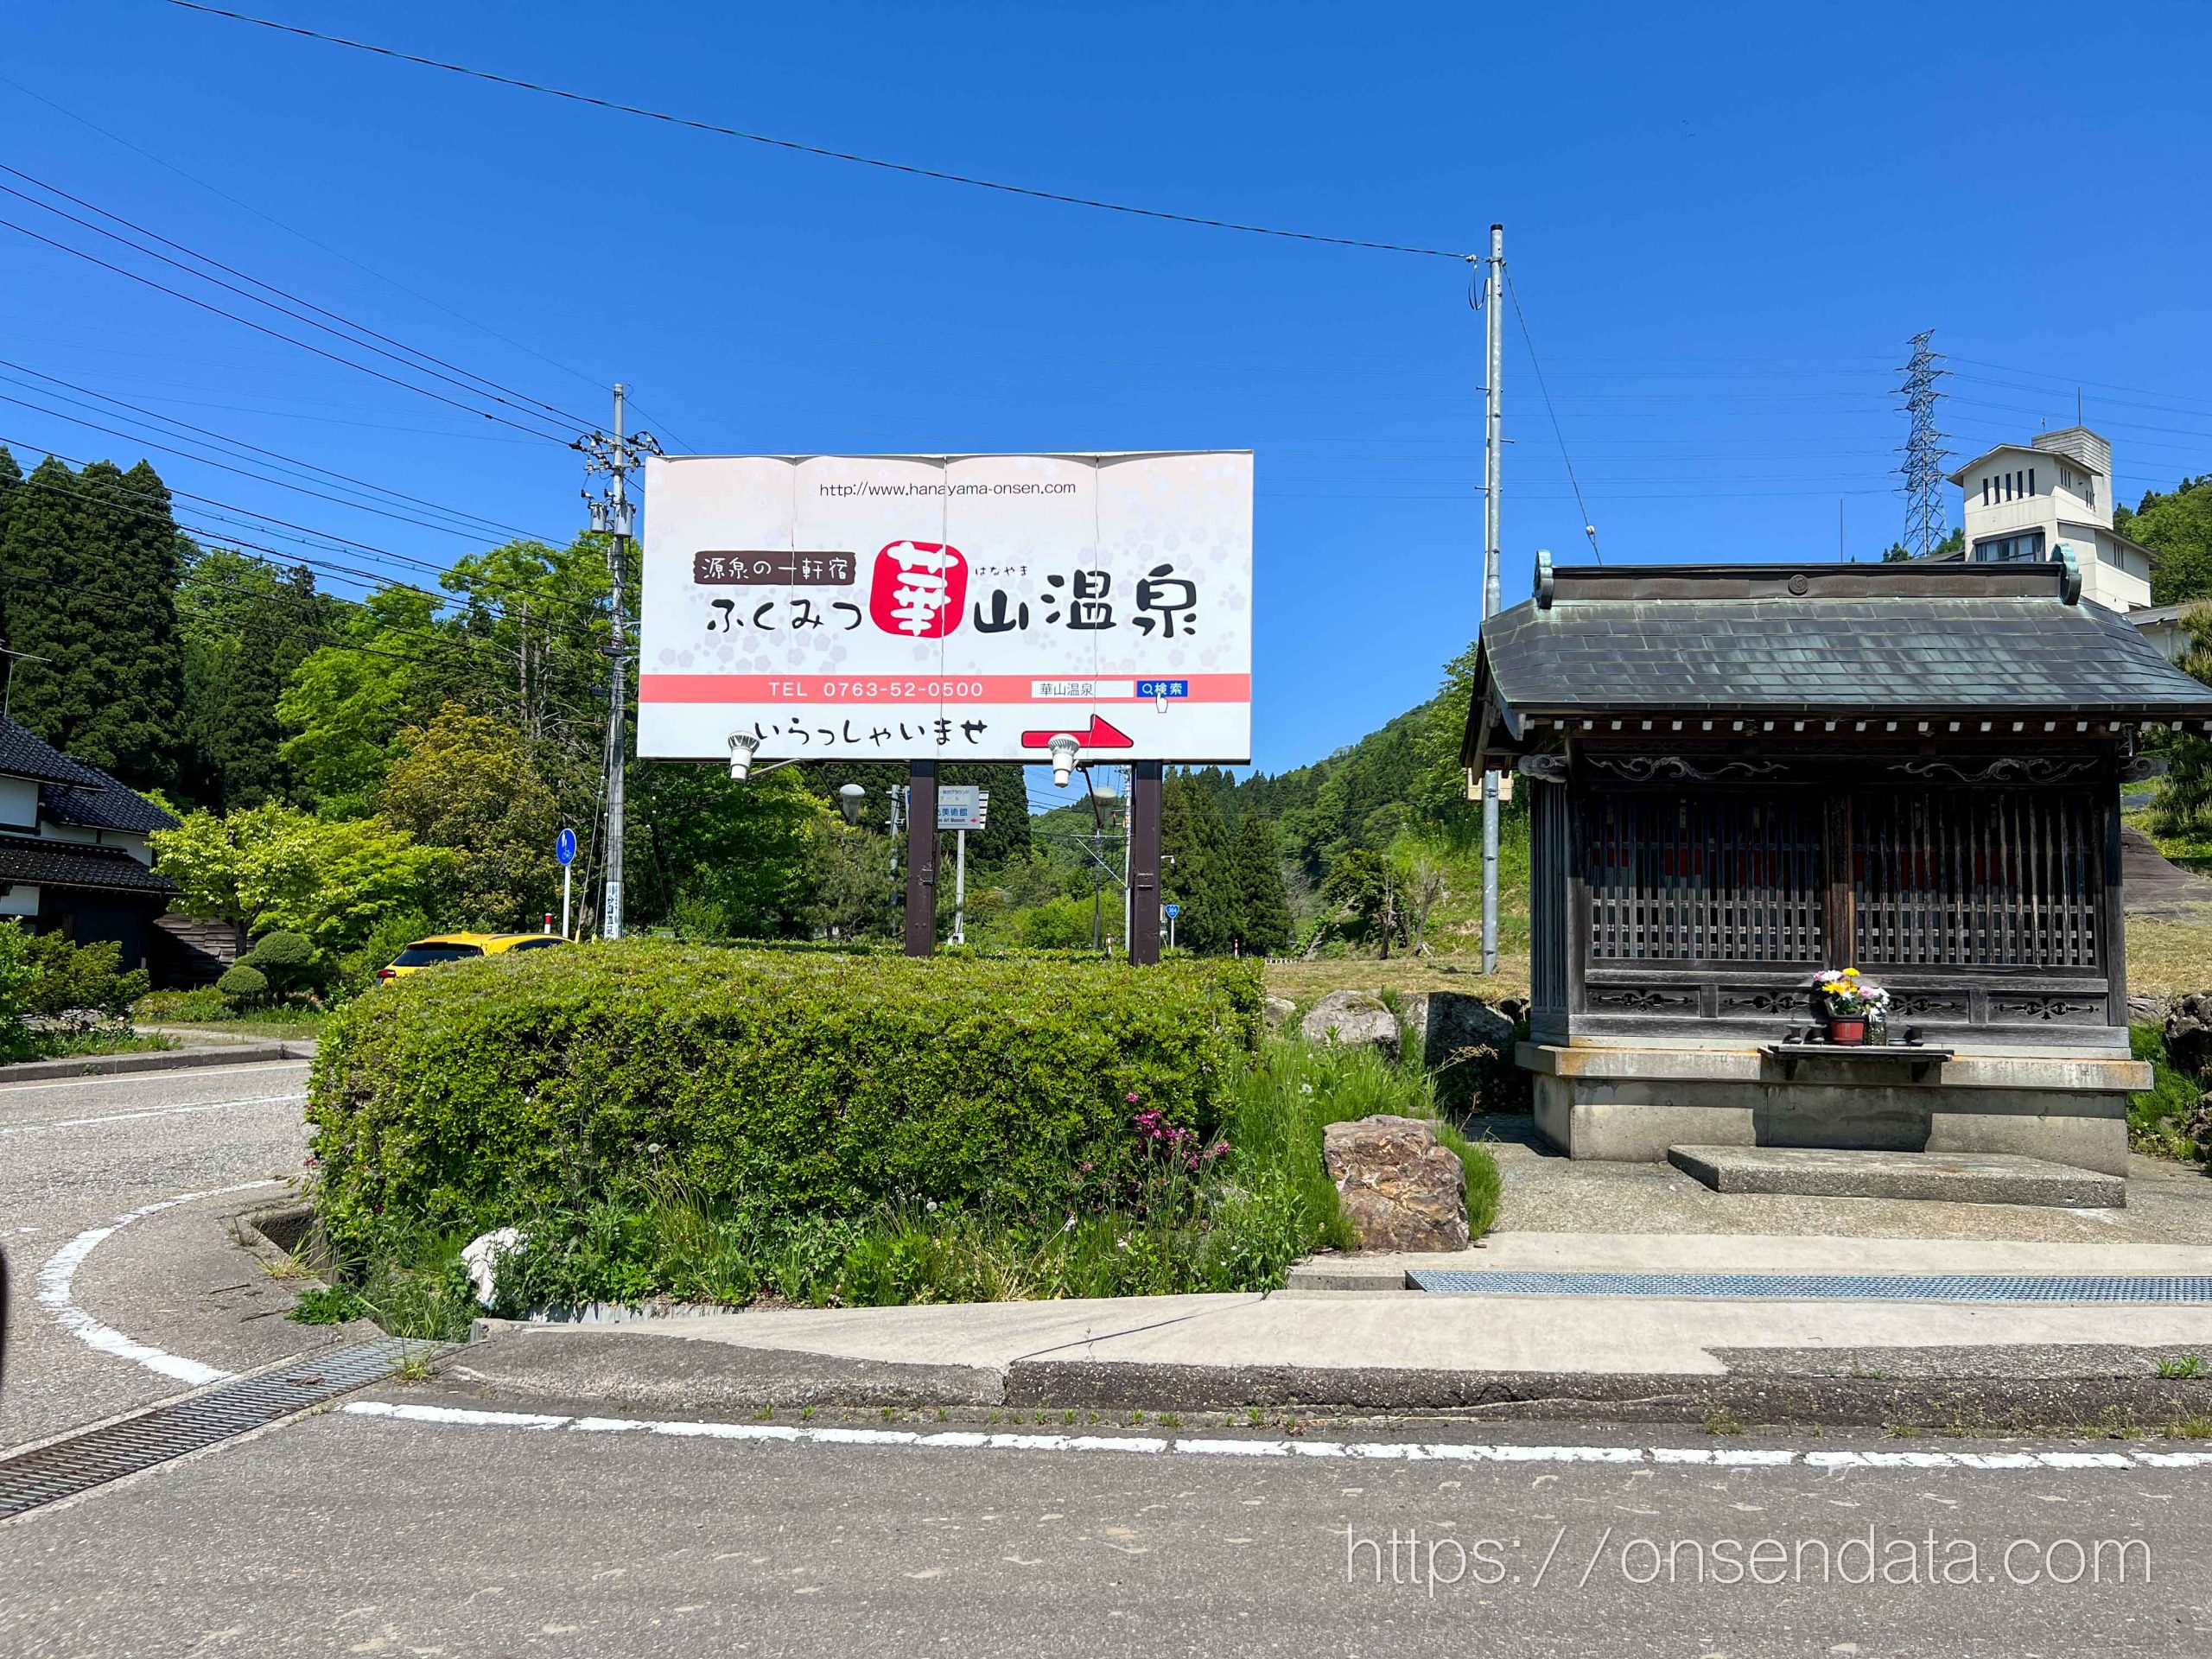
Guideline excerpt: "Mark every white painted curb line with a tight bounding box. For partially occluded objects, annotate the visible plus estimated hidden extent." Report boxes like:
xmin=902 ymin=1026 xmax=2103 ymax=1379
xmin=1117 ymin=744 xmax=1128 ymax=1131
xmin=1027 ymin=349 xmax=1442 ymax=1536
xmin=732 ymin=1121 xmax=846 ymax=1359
xmin=336 ymin=1400 xmax=2212 ymax=1471
xmin=35 ymin=1180 xmax=281 ymax=1387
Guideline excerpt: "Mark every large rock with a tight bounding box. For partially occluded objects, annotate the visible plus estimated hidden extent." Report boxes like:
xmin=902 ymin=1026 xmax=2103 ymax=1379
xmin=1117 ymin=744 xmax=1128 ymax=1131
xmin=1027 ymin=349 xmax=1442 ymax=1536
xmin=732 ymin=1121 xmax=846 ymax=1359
xmin=1400 ymin=991 xmax=1516 ymax=1067
xmin=1401 ymin=991 xmax=1520 ymax=1111
xmin=1262 ymin=995 xmax=1299 ymax=1029
xmin=1300 ymin=989 xmax=1399 ymax=1058
xmin=1322 ymin=1115 xmax=1469 ymax=1252
xmin=2167 ymin=993 xmax=2212 ymax=1078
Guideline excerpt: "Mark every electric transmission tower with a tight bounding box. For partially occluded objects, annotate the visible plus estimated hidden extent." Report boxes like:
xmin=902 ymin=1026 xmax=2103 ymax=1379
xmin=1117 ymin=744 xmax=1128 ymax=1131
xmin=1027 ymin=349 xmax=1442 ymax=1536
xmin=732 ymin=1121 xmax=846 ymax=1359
xmin=1895 ymin=329 xmax=1952 ymax=559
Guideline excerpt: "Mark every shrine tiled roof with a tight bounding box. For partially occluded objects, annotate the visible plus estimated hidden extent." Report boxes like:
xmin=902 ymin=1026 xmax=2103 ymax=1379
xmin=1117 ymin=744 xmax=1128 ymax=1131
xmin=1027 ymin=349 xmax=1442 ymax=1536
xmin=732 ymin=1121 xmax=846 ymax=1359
xmin=1471 ymin=563 xmax=2212 ymax=737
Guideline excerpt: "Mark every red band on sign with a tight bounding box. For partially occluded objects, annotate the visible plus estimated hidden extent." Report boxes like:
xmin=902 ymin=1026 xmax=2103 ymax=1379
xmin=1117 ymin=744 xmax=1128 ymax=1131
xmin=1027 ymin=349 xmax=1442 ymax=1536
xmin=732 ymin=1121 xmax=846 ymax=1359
xmin=639 ymin=673 xmax=1250 ymax=703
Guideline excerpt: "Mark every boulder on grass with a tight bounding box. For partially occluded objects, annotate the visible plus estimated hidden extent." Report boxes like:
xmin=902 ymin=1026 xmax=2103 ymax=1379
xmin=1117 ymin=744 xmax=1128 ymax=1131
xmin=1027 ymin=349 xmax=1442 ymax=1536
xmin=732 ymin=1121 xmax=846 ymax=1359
xmin=2167 ymin=993 xmax=2212 ymax=1078
xmin=1323 ymin=1115 xmax=1469 ymax=1252
xmin=1400 ymin=990 xmax=1522 ymax=1111
xmin=1263 ymin=995 xmax=1299 ymax=1029
xmin=1300 ymin=989 xmax=1398 ymax=1058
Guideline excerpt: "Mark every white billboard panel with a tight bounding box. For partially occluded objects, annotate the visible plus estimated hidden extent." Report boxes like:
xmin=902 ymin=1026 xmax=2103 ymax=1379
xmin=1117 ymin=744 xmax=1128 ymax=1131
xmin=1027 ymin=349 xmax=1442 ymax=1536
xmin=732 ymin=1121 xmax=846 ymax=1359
xmin=638 ymin=452 xmax=1252 ymax=765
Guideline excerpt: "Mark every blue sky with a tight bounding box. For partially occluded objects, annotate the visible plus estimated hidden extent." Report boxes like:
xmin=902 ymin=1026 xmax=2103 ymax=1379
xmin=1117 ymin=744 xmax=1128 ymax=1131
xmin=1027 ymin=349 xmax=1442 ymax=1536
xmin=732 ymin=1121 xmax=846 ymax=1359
xmin=3 ymin=0 xmax=2209 ymax=779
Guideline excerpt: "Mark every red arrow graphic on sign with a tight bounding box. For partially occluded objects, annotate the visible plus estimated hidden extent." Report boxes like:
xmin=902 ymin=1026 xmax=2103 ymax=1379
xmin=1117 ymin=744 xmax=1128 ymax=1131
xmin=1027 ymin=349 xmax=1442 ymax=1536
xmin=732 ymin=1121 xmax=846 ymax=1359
xmin=1019 ymin=715 xmax=1135 ymax=750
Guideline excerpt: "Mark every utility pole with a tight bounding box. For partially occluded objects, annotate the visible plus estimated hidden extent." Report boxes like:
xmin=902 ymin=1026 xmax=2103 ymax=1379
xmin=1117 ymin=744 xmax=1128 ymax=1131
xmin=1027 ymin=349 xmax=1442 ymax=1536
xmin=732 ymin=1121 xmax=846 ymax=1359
xmin=579 ymin=385 xmax=659 ymax=941
xmin=1479 ymin=223 xmax=1504 ymax=976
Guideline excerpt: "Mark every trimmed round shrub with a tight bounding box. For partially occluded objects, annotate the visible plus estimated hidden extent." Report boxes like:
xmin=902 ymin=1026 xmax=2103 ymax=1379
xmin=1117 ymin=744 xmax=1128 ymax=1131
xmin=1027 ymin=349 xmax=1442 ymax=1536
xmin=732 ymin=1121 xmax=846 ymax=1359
xmin=307 ymin=939 xmax=1263 ymax=1253
xmin=245 ymin=930 xmax=315 ymax=970
xmin=216 ymin=963 xmax=269 ymax=1007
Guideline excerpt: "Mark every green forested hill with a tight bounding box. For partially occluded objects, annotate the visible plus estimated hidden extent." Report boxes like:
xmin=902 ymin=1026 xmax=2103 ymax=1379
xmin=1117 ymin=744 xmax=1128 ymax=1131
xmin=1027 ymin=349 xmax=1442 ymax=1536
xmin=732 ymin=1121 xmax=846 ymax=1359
xmin=2117 ymin=476 xmax=2212 ymax=606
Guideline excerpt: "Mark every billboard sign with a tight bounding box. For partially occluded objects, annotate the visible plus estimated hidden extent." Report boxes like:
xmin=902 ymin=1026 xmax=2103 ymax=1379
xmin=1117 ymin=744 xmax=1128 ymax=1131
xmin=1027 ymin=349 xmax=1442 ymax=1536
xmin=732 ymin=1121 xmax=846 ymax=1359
xmin=638 ymin=453 xmax=1252 ymax=765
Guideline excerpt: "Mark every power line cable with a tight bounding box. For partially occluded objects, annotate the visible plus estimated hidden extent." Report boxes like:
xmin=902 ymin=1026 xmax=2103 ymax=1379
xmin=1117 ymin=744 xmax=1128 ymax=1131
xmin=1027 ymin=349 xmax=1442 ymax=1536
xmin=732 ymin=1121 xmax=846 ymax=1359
xmin=0 ymin=162 xmax=595 ymax=431
xmin=167 ymin=2 xmax=1471 ymax=260
xmin=1503 ymin=271 xmax=1600 ymax=562
xmin=0 ymin=68 xmax=626 ymax=409
xmin=0 ymin=360 xmax=555 ymax=542
xmin=4 ymin=435 xmax=614 ymax=642
xmin=0 ymin=384 xmax=550 ymax=543
xmin=0 ymin=210 xmax=573 ymax=441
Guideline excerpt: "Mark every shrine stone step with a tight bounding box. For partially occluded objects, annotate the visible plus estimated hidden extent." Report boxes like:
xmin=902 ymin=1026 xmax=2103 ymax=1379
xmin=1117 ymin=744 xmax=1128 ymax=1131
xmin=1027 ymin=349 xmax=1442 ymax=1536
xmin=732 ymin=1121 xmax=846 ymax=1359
xmin=1666 ymin=1145 xmax=2126 ymax=1209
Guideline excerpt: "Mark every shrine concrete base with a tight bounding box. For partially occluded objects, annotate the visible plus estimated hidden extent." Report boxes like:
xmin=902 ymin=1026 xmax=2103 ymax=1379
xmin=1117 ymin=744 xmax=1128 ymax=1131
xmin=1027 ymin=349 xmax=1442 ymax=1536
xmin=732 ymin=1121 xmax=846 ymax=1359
xmin=1519 ymin=1043 xmax=2147 ymax=1179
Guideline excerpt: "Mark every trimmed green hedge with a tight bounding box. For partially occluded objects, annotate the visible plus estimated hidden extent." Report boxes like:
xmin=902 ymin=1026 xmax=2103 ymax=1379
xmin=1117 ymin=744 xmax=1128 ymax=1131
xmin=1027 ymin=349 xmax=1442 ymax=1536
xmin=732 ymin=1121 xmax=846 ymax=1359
xmin=308 ymin=940 xmax=1263 ymax=1253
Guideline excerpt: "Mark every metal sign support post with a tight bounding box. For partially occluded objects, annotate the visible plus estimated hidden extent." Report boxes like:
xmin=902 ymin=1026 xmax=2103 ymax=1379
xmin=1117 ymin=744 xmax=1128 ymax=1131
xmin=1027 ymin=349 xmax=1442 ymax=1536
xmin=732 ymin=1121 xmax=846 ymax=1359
xmin=952 ymin=828 xmax=967 ymax=945
xmin=561 ymin=864 xmax=572 ymax=939
xmin=904 ymin=760 xmax=938 ymax=957
xmin=1128 ymin=761 xmax=1163 ymax=965
xmin=1479 ymin=224 xmax=1505 ymax=976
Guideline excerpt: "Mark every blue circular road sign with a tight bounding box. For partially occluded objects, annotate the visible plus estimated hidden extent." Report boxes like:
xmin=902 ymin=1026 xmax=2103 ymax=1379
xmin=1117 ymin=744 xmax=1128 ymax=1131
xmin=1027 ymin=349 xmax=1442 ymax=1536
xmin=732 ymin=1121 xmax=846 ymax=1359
xmin=555 ymin=828 xmax=578 ymax=866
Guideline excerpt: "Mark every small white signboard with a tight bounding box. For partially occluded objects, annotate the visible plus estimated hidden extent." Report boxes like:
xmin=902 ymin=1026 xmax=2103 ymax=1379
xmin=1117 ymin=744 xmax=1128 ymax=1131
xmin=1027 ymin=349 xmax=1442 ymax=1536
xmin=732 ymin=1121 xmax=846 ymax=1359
xmin=936 ymin=785 xmax=984 ymax=831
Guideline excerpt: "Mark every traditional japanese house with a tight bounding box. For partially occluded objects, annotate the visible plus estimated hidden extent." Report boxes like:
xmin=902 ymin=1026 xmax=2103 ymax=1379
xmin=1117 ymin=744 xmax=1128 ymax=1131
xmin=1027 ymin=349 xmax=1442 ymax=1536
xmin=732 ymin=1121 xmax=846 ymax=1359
xmin=1461 ymin=556 xmax=2212 ymax=1175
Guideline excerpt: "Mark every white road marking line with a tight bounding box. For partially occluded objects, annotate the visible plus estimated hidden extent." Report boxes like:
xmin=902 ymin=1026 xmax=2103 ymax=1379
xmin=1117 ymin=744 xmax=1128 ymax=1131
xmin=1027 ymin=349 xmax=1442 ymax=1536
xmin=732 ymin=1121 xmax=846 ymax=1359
xmin=35 ymin=1180 xmax=281 ymax=1386
xmin=333 ymin=1401 xmax=2212 ymax=1471
xmin=0 ymin=1059 xmax=309 ymax=1094
xmin=0 ymin=1093 xmax=305 ymax=1135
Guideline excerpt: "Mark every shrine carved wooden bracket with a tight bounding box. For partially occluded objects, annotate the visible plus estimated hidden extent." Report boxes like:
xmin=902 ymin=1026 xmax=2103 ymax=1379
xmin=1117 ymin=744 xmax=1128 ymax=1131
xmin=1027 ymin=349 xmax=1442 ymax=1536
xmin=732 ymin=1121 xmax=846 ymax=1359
xmin=1887 ymin=757 xmax=2102 ymax=785
xmin=1583 ymin=755 xmax=1791 ymax=784
xmin=1517 ymin=753 xmax=1570 ymax=784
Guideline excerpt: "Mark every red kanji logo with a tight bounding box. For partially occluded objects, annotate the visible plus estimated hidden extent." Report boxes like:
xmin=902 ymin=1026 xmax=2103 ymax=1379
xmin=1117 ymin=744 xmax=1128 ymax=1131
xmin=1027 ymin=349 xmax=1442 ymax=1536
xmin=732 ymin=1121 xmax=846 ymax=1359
xmin=868 ymin=541 xmax=968 ymax=638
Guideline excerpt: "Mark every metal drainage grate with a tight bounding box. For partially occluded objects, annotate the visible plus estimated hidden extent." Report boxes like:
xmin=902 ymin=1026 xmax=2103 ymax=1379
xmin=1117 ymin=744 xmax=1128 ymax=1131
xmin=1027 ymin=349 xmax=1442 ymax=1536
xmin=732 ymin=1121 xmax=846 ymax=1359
xmin=1408 ymin=1270 xmax=2212 ymax=1305
xmin=0 ymin=1339 xmax=443 ymax=1520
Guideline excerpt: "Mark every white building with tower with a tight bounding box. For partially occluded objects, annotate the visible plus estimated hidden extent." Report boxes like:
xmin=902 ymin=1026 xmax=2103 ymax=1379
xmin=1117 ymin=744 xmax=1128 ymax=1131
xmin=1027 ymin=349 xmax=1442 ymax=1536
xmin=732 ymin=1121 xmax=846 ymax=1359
xmin=1942 ymin=426 xmax=2155 ymax=613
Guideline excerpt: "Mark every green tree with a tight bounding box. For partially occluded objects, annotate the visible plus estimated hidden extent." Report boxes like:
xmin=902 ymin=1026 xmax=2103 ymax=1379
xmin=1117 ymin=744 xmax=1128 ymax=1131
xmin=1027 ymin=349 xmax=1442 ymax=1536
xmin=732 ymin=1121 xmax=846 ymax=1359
xmin=804 ymin=817 xmax=897 ymax=940
xmin=1161 ymin=769 xmax=1237 ymax=953
xmin=2118 ymin=477 xmax=2212 ymax=606
xmin=628 ymin=761 xmax=822 ymax=937
xmin=152 ymin=802 xmax=446 ymax=950
xmin=277 ymin=586 xmax=440 ymax=814
xmin=1 ymin=457 xmax=91 ymax=754
xmin=1230 ymin=814 xmax=1294 ymax=955
xmin=1320 ymin=847 xmax=1401 ymax=957
xmin=0 ymin=458 xmax=185 ymax=790
xmin=2151 ymin=612 xmax=2212 ymax=839
xmin=376 ymin=703 xmax=561 ymax=931
xmin=178 ymin=550 xmax=324 ymax=809
xmin=0 ymin=446 xmax=18 ymax=580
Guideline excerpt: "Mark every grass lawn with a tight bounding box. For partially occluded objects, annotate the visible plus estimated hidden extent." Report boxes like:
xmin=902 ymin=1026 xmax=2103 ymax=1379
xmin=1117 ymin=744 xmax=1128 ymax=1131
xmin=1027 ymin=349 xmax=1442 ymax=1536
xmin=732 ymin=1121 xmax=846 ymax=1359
xmin=15 ymin=1029 xmax=175 ymax=1061
xmin=1264 ymin=952 xmax=1530 ymax=1007
xmin=1266 ymin=918 xmax=2209 ymax=1009
xmin=2126 ymin=917 xmax=2212 ymax=1001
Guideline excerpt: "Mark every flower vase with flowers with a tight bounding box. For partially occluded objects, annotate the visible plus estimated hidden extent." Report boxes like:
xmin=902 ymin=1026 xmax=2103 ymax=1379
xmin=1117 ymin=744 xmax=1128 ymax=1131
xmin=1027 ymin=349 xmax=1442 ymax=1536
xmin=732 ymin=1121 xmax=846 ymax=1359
xmin=1811 ymin=969 xmax=1891 ymax=1044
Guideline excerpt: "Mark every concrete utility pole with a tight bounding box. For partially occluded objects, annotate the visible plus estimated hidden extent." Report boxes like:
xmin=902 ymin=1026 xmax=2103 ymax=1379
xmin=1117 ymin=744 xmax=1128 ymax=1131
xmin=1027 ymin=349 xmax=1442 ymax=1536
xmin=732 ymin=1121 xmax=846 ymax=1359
xmin=580 ymin=384 xmax=658 ymax=941
xmin=1480 ymin=223 xmax=1504 ymax=976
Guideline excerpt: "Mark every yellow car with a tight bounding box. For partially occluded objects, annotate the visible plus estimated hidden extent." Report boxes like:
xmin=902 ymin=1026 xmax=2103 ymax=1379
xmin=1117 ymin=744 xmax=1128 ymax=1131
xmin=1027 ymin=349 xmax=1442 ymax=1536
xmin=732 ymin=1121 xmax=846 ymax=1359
xmin=375 ymin=931 xmax=569 ymax=982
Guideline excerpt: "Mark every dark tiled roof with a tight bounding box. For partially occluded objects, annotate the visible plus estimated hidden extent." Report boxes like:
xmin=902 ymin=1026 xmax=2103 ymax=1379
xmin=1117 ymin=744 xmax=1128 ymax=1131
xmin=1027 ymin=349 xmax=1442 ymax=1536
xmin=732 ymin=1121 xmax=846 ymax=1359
xmin=41 ymin=772 xmax=180 ymax=835
xmin=0 ymin=717 xmax=107 ymax=787
xmin=1478 ymin=563 xmax=2212 ymax=723
xmin=0 ymin=836 xmax=176 ymax=896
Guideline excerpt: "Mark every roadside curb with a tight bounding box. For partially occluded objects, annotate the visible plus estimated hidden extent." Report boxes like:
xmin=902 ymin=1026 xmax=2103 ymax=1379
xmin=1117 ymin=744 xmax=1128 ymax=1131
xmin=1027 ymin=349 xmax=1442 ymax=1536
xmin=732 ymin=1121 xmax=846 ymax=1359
xmin=443 ymin=1326 xmax=2212 ymax=1432
xmin=0 ymin=1041 xmax=306 ymax=1083
xmin=1001 ymin=1358 xmax=2212 ymax=1427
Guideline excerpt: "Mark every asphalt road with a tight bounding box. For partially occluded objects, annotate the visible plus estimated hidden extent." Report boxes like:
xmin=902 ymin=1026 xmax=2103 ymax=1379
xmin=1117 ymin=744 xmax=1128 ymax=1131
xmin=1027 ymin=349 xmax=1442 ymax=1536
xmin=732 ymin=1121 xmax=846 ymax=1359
xmin=4 ymin=1401 xmax=2210 ymax=1657
xmin=4 ymin=1060 xmax=2212 ymax=1656
xmin=0 ymin=1057 xmax=319 ymax=1448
